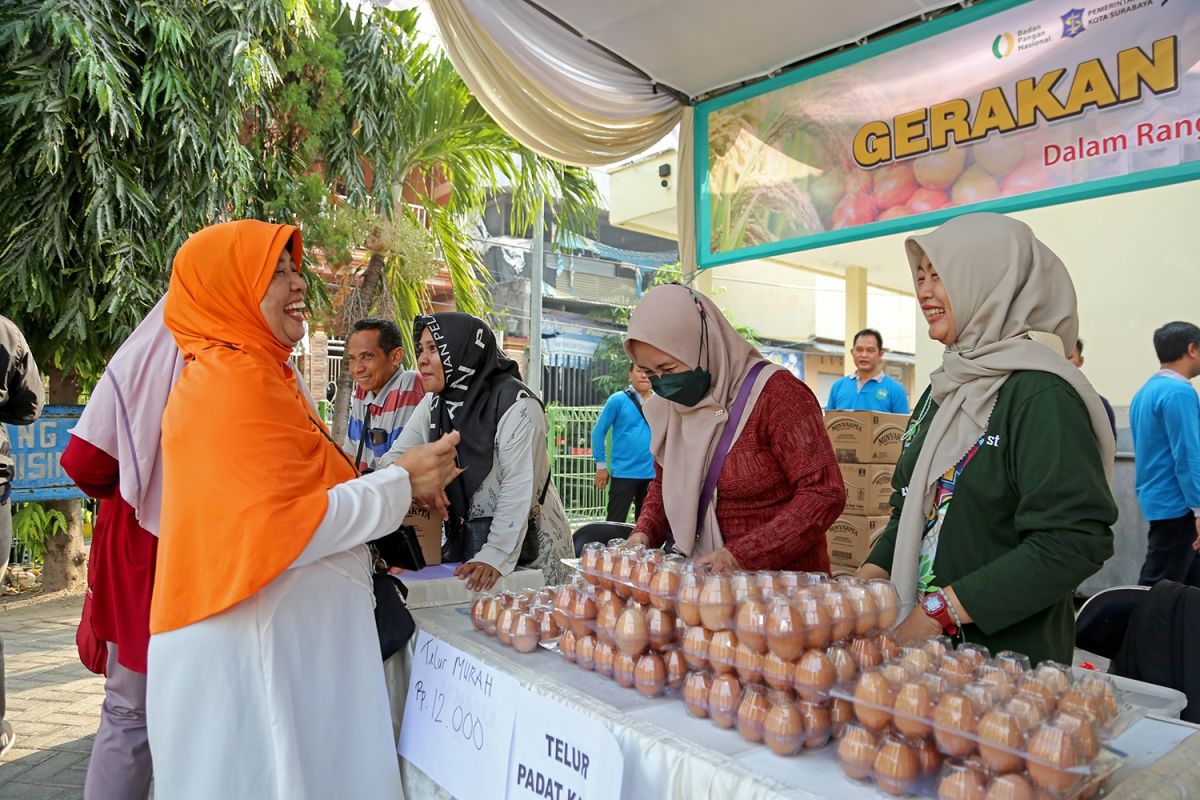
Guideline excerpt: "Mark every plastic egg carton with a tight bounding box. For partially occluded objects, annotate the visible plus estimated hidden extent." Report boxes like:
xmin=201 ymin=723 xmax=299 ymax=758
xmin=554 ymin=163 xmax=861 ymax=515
xmin=829 ymin=637 xmax=1126 ymax=798
xmin=469 ymin=586 xmax=561 ymax=653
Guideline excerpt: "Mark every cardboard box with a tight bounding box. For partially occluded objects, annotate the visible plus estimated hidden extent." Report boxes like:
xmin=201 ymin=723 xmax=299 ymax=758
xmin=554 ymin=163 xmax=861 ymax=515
xmin=402 ymin=502 xmax=443 ymax=566
xmin=826 ymin=514 xmax=891 ymax=569
xmin=823 ymin=410 xmax=909 ymax=465
xmin=839 ymin=463 xmax=895 ymax=516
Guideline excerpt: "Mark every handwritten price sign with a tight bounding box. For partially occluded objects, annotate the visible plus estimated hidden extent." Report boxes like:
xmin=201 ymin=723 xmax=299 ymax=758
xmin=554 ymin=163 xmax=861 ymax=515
xmin=398 ymin=631 xmax=521 ymax=799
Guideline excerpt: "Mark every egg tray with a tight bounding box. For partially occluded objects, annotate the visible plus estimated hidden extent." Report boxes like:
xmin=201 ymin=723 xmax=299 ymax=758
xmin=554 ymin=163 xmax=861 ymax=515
xmin=826 ymin=637 xmax=1129 ymax=797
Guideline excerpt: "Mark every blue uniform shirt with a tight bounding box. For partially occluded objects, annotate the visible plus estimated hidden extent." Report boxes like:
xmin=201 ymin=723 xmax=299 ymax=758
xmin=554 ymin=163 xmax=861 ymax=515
xmin=592 ymin=388 xmax=654 ymax=480
xmin=1130 ymin=370 xmax=1200 ymax=520
xmin=826 ymin=372 xmax=910 ymax=413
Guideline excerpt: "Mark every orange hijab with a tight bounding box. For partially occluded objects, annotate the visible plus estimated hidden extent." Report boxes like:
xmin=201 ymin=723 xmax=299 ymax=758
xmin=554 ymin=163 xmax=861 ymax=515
xmin=151 ymin=220 xmax=357 ymax=634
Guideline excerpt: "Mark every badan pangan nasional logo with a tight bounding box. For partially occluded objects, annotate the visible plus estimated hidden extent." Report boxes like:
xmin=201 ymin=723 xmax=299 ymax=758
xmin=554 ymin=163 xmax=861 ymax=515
xmin=992 ymin=31 xmax=1015 ymax=58
xmin=1061 ymin=8 xmax=1086 ymax=37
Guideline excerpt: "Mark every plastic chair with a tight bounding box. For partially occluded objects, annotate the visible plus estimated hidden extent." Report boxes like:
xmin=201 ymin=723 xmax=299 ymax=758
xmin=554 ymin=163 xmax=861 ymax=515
xmin=572 ymin=522 xmax=634 ymax=556
xmin=1075 ymin=584 xmax=1149 ymax=660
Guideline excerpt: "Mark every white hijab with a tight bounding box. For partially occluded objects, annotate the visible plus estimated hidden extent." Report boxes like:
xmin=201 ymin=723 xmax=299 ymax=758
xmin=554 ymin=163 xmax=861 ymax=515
xmin=890 ymin=214 xmax=1115 ymax=614
xmin=71 ymin=298 xmax=183 ymax=536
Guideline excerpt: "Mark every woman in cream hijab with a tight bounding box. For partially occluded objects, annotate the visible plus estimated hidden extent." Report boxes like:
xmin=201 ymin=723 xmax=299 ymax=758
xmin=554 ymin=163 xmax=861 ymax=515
xmin=859 ymin=213 xmax=1116 ymax=665
xmin=624 ymin=284 xmax=844 ymax=572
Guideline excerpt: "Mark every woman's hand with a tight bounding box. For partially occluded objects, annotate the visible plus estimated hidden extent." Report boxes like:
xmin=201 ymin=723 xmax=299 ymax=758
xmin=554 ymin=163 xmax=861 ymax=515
xmin=394 ymin=431 xmax=461 ymax=520
xmin=856 ymin=563 xmax=890 ymax=582
xmin=626 ymin=531 xmax=650 ymax=547
xmin=455 ymin=561 xmax=500 ymax=592
xmin=694 ymin=547 xmax=740 ymax=573
xmin=892 ymin=608 xmax=944 ymax=644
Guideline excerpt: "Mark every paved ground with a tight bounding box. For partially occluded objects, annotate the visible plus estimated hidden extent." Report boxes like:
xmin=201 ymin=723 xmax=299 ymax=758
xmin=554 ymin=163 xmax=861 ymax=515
xmin=0 ymin=592 xmax=102 ymax=800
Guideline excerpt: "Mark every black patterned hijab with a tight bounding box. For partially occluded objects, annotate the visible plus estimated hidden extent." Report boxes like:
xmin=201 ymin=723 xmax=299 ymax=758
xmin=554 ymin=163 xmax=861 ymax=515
xmin=414 ymin=313 xmax=532 ymax=524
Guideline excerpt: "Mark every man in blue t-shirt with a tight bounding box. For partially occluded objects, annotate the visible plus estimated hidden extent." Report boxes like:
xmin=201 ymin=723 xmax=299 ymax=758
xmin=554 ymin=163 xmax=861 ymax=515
xmin=1130 ymin=321 xmax=1200 ymax=587
xmin=593 ymin=364 xmax=655 ymax=523
xmin=825 ymin=329 xmax=910 ymax=414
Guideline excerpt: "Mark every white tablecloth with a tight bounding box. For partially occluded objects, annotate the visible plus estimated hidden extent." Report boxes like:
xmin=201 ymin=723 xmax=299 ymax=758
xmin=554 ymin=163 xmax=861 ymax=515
xmin=386 ymin=604 xmax=1200 ymax=800
xmin=400 ymin=565 xmax=544 ymax=609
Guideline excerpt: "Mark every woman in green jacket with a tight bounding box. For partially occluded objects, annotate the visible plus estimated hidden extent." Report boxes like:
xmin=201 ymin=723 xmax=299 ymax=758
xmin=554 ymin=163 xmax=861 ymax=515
xmin=858 ymin=212 xmax=1117 ymax=665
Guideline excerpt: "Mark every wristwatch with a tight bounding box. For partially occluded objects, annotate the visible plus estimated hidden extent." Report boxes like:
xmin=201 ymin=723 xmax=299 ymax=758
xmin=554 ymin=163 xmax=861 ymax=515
xmin=921 ymin=590 xmax=958 ymax=635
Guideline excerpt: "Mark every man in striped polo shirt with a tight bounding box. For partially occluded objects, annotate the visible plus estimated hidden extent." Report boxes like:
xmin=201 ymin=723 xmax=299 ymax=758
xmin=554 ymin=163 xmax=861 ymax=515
xmin=341 ymin=318 xmax=427 ymax=472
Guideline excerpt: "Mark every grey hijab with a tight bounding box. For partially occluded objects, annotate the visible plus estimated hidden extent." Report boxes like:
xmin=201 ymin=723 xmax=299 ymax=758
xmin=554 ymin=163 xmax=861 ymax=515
xmin=891 ymin=213 xmax=1116 ymax=614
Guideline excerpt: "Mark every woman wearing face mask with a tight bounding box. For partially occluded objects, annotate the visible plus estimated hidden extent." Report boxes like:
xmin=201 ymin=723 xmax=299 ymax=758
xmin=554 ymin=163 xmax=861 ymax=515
xmin=145 ymin=221 xmax=461 ymax=799
xmin=624 ymin=284 xmax=845 ymax=573
xmin=858 ymin=213 xmax=1116 ymax=666
xmin=382 ymin=313 xmax=575 ymax=591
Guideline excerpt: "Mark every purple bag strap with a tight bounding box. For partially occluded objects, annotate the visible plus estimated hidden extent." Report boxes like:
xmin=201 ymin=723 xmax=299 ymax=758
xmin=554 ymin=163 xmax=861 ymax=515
xmin=681 ymin=360 xmax=768 ymax=552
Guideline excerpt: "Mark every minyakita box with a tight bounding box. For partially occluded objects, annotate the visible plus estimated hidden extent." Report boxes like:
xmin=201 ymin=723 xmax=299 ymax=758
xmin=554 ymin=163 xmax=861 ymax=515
xmin=823 ymin=410 xmax=909 ymax=465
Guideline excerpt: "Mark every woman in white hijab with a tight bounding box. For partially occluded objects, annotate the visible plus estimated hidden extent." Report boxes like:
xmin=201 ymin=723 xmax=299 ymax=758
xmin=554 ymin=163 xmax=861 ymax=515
xmin=859 ymin=213 xmax=1116 ymax=666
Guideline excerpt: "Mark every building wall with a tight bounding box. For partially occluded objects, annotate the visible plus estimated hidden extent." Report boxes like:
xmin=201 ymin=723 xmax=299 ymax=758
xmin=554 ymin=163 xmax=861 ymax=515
xmin=695 ymin=259 xmax=819 ymax=342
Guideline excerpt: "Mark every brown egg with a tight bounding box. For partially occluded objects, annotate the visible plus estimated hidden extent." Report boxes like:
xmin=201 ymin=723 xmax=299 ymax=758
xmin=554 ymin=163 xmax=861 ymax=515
xmin=755 ymin=571 xmax=784 ymax=596
xmin=539 ymin=611 xmax=561 ymax=641
xmin=795 ymin=591 xmax=833 ymax=650
xmin=914 ymin=736 xmax=943 ymax=777
xmin=1034 ymin=662 xmax=1073 ymax=696
xmin=957 ymin=642 xmax=990 ymax=669
xmin=734 ymin=642 xmax=765 ymax=685
xmin=614 ymin=605 xmax=650 ymax=657
xmin=1076 ymin=674 xmax=1118 ymax=725
xmin=1054 ymin=712 xmax=1099 ymax=760
xmin=675 ymin=567 xmax=704 ymax=626
xmin=682 ymin=625 xmax=713 ymax=671
xmin=594 ymin=641 xmax=616 ymax=678
xmin=798 ymin=700 xmax=832 ymax=749
xmin=940 ymin=654 xmax=976 ymax=689
xmin=567 ymin=592 xmax=598 ymax=638
xmin=893 ymin=679 xmax=935 ymax=738
xmin=734 ymin=597 xmax=769 ymax=653
xmin=595 ymin=598 xmax=624 ymax=645
xmin=648 ymin=558 xmax=683 ymax=611
xmin=849 ymin=636 xmax=883 ymax=671
xmin=844 ymin=584 xmax=880 ymax=635
xmin=853 ymin=670 xmax=895 ymax=731
xmin=1026 ymin=722 xmax=1081 ymax=794
xmin=698 ymin=573 xmax=736 ymax=631
xmin=830 ymin=697 xmax=855 ymax=739
xmin=922 ymin=635 xmax=953 ymax=663
xmin=596 ymin=547 xmax=620 ymax=590
xmin=836 ymin=723 xmax=879 ymax=780
xmin=995 ymin=650 xmax=1031 ymax=679
xmin=735 ymin=686 xmax=771 ymax=742
xmin=496 ymin=590 xmax=518 ymax=610
xmin=708 ymin=674 xmax=742 ymax=729
xmin=612 ymin=651 xmax=636 ymax=688
xmin=613 ymin=548 xmax=641 ymax=599
xmin=874 ymin=734 xmax=921 ymax=796
xmin=480 ymin=596 xmax=501 ymax=636
xmin=878 ymin=633 xmax=901 ymax=662
xmin=728 ymin=571 xmax=755 ymax=601
xmin=645 ymin=606 xmax=677 ymax=650
xmin=1004 ymin=694 xmax=1048 ymax=733
xmin=983 ymin=773 xmax=1035 ymax=800
xmin=683 ymin=671 xmax=712 ymax=718
xmin=469 ymin=595 xmax=488 ymax=630
xmin=778 ymin=571 xmax=806 ymax=590
xmin=764 ymin=701 xmax=807 ymax=757
xmin=979 ymin=666 xmax=1015 ymax=702
xmin=551 ymin=584 xmax=575 ymax=628
xmin=763 ymin=650 xmax=795 ymax=691
xmin=664 ymin=649 xmax=688 ymax=689
xmin=496 ymin=607 xmax=518 ymax=646
xmin=900 ymin=646 xmax=934 ymax=676
xmin=631 ymin=552 xmax=661 ymax=604
xmin=936 ymin=759 xmax=989 ymax=800
xmin=933 ymin=691 xmax=979 ymax=758
xmin=1016 ymin=676 xmax=1058 ymax=710
xmin=828 ymin=644 xmax=858 ymax=685
xmin=580 ymin=542 xmax=604 ymax=583
xmin=634 ymin=653 xmax=667 ymax=698
xmin=1057 ymin=688 xmax=1104 ymax=728
xmin=867 ymin=580 xmax=900 ymax=631
xmin=558 ymin=628 xmax=577 ymax=663
xmin=765 ymin=597 xmax=805 ymax=661
xmin=793 ymin=649 xmax=836 ymax=701
xmin=593 ymin=587 xmax=619 ymax=612
xmin=511 ymin=613 xmax=541 ymax=654
xmin=574 ymin=634 xmax=596 ymax=671
xmin=707 ymin=630 xmax=739 ymax=674
xmin=977 ymin=709 xmax=1025 ymax=773
xmin=822 ymin=587 xmax=856 ymax=642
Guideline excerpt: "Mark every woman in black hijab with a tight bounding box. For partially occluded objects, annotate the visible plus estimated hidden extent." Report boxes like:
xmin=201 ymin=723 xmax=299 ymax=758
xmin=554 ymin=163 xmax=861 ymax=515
xmin=383 ymin=313 xmax=573 ymax=590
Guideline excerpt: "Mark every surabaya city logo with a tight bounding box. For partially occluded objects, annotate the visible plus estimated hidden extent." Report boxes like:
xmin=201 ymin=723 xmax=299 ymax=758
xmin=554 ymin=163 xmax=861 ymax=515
xmin=1061 ymin=8 xmax=1086 ymax=38
xmin=992 ymin=32 xmax=1015 ymax=59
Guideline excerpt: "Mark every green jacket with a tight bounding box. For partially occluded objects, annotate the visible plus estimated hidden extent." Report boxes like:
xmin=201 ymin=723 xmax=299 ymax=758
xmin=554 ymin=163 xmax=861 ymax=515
xmin=865 ymin=371 xmax=1116 ymax=665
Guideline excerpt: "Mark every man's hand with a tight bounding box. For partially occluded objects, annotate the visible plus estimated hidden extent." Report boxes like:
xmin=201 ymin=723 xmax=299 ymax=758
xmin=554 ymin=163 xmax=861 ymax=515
xmin=694 ymin=547 xmax=740 ymax=573
xmin=394 ymin=432 xmax=462 ymax=520
xmin=455 ymin=561 xmax=500 ymax=592
xmin=626 ymin=531 xmax=650 ymax=547
xmin=1193 ymin=515 xmax=1200 ymax=552
xmin=856 ymin=563 xmax=890 ymax=582
xmin=594 ymin=467 xmax=609 ymax=490
xmin=892 ymin=608 xmax=944 ymax=644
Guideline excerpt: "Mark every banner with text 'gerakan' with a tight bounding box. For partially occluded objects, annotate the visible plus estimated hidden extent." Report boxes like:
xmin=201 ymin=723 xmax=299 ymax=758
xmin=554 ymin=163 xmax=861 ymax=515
xmin=697 ymin=0 xmax=1200 ymax=265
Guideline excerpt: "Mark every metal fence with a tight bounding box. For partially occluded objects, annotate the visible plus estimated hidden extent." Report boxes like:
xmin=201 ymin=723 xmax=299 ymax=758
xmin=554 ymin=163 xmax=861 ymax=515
xmin=542 ymin=355 xmax=608 ymax=407
xmin=545 ymin=405 xmax=607 ymax=522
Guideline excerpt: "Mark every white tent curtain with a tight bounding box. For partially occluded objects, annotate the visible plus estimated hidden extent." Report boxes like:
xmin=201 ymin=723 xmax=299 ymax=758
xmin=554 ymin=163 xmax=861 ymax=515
xmin=427 ymin=0 xmax=683 ymax=166
xmin=676 ymin=107 xmax=697 ymax=273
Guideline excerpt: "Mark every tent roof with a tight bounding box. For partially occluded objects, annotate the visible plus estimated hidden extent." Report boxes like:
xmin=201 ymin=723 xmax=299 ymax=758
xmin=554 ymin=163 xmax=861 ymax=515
xmin=524 ymin=0 xmax=961 ymax=101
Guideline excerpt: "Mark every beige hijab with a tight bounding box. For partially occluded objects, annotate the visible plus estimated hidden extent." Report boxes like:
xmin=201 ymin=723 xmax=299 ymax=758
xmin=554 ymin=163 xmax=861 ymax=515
xmin=891 ymin=213 xmax=1116 ymax=614
xmin=625 ymin=284 xmax=781 ymax=556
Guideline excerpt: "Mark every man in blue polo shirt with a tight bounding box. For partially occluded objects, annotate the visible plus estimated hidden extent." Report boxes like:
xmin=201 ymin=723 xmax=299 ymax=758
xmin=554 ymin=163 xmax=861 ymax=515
xmin=825 ymin=329 xmax=910 ymax=414
xmin=1130 ymin=321 xmax=1200 ymax=587
xmin=593 ymin=364 xmax=654 ymax=523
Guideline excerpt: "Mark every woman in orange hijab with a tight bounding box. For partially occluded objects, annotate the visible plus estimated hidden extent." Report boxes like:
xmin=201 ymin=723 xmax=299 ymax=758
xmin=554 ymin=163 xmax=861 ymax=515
xmin=145 ymin=220 xmax=459 ymax=799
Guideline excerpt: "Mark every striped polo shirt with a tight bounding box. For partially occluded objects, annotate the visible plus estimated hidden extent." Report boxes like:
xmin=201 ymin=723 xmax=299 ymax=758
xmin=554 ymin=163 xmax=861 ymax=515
xmin=342 ymin=368 xmax=426 ymax=471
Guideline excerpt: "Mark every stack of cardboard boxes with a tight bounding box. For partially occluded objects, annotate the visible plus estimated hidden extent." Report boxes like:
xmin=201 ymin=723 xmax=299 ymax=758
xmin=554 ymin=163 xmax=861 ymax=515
xmin=822 ymin=410 xmax=909 ymax=572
